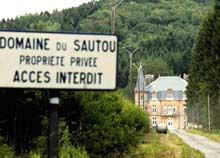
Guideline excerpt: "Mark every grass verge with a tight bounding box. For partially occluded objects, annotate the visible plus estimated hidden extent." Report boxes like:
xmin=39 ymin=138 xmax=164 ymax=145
xmin=185 ymin=129 xmax=220 ymax=142
xmin=128 ymin=130 xmax=205 ymax=158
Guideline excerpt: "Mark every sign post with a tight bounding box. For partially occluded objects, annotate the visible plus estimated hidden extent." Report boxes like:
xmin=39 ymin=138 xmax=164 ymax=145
xmin=0 ymin=31 xmax=118 ymax=158
xmin=48 ymin=90 xmax=59 ymax=158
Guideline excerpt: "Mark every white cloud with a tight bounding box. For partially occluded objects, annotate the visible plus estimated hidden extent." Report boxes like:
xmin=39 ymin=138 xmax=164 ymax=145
xmin=0 ymin=0 xmax=93 ymax=20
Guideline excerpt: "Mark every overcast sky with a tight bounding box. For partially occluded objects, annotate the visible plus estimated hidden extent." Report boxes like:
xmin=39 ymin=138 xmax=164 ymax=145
xmin=0 ymin=0 xmax=93 ymax=20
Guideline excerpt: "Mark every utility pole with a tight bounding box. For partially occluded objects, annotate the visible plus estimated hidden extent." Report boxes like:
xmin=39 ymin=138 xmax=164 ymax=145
xmin=133 ymin=63 xmax=141 ymax=107
xmin=139 ymin=63 xmax=145 ymax=111
xmin=111 ymin=7 xmax=115 ymax=34
xmin=123 ymin=46 xmax=139 ymax=99
xmin=208 ymin=93 xmax=211 ymax=132
xmin=142 ymin=73 xmax=145 ymax=111
xmin=111 ymin=0 xmax=124 ymax=34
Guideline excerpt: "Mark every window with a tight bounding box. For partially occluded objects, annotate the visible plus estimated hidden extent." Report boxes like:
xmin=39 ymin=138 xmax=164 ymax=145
xmin=152 ymin=91 xmax=157 ymax=99
xmin=167 ymin=89 xmax=173 ymax=99
xmin=173 ymin=107 xmax=176 ymax=112
xmin=140 ymin=95 xmax=143 ymax=100
xmin=163 ymin=106 xmax=167 ymax=114
xmin=163 ymin=105 xmax=177 ymax=115
xmin=184 ymin=106 xmax=187 ymax=113
xmin=173 ymin=106 xmax=177 ymax=113
xmin=152 ymin=117 xmax=157 ymax=127
xmin=152 ymin=105 xmax=157 ymax=113
xmin=168 ymin=105 xmax=173 ymax=115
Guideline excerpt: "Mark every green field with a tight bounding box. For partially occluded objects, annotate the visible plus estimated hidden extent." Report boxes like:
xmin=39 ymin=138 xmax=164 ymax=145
xmin=128 ymin=131 xmax=205 ymax=158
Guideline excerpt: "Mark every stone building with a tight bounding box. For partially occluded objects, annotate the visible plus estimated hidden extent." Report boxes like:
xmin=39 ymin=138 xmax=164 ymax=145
xmin=134 ymin=65 xmax=187 ymax=129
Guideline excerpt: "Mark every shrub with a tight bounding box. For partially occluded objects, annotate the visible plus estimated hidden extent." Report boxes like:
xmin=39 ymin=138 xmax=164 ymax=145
xmin=72 ymin=92 xmax=149 ymax=158
xmin=0 ymin=136 xmax=15 ymax=158
xmin=29 ymin=117 xmax=88 ymax=158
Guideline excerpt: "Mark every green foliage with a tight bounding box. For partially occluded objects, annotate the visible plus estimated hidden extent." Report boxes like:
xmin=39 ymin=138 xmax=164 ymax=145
xmin=29 ymin=117 xmax=89 ymax=158
xmin=58 ymin=118 xmax=89 ymax=158
xmin=59 ymin=145 xmax=89 ymax=158
xmin=29 ymin=117 xmax=48 ymax=158
xmin=29 ymin=153 xmax=41 ymax=158
xmin=69 ymin=92 xmax=149 ymax=158
xmin=29 ymin=20 xmax=61 ymax=31
xmin=141 ymin=57 xmax=174 ymax=76
xmin=187 ymin=0 xmax=220 ymax=129
xmin=0 ymin=136 xmax=15 ymax=158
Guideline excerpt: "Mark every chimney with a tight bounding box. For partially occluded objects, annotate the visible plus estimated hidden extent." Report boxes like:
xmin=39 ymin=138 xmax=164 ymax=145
xmin=145 ymin=74 xmax=154 ymax=86
xmin=183 ymin=73 xmax=189 ymax=80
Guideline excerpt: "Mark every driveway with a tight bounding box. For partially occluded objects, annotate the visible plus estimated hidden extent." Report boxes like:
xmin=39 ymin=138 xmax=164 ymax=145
xmin=171 ymin=129 xmax=220 ymax=158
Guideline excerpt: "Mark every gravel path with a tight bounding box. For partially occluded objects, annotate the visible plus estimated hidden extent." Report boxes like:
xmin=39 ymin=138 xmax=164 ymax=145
xmin=171 ymin=129 xmax=220 ymax=158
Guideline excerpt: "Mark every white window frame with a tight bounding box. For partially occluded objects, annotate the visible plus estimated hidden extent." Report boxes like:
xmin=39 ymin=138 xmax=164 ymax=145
xmin=152 ymin=117 xmax=157 ymax=127
xmin=152 ymin=105 xmax=157 ymax=113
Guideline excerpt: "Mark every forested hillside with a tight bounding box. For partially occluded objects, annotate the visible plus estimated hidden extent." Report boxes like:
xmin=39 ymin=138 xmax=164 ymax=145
xmin=0 ymin=0 xmax=212 ymax=88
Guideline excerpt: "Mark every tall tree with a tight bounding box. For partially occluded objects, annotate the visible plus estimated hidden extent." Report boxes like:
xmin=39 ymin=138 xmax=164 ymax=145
xmin=187 ymin=0 xmax=220 ymax=129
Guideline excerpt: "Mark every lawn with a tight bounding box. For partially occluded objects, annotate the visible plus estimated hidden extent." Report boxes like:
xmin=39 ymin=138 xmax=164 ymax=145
xmin=185 ymin=129 xmax=220 ymax=142
xmin=127 ymin=130 xmax=205 ymax=158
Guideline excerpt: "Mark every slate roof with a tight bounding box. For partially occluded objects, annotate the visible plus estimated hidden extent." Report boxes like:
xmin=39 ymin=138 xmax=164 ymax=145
xmin=146 ymin=76 xmax=187 ymax=92
xmin=147 ymin=90 xmax=185 ymax=100
xmin=134 ymin=65 xmax=146 ymax=91
xmin=145 ymin=76 xmax=187 ymax=100
xmin=134 ymin=75 xmax=188 ymax=100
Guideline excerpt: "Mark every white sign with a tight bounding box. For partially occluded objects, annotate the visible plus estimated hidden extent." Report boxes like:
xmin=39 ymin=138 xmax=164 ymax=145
xmin=0 ymin=31 xmax=117 ymax=90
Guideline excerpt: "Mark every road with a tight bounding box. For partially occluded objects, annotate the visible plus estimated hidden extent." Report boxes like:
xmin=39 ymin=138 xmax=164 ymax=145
xmin=171 ymin=129 xmax=220 ymax=158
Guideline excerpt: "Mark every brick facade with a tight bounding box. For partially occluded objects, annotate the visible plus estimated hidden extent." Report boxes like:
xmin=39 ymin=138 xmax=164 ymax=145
xmin=134 ymin=69 xmax=187 ymax=129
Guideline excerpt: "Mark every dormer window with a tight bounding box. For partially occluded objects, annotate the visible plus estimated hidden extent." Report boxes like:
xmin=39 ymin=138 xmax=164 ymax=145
xmin=152 ymin=91 xmax=157 ymax=99
xmin=167 ymin=89 xmax=173 ymax=100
